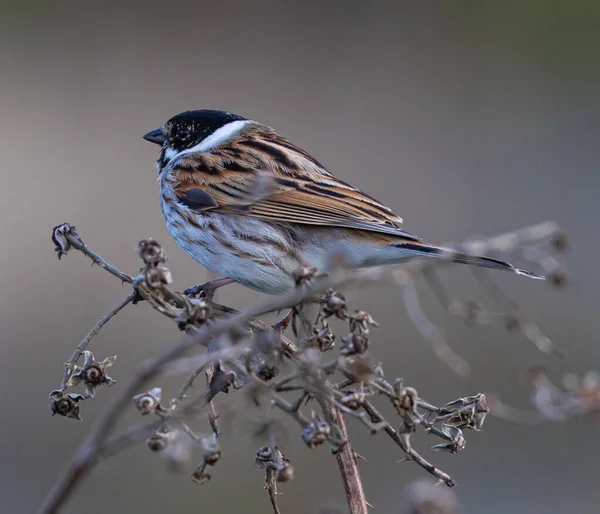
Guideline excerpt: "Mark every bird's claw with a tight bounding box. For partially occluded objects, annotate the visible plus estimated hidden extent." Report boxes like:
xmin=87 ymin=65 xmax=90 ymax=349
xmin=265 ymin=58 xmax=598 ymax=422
xmin=184 ymin=277 xmax=235 ymax=301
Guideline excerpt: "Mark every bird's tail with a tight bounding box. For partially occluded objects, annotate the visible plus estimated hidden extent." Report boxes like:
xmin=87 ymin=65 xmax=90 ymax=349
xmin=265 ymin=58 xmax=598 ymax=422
xmin=394 ymin=241 xmax=545 ymax=280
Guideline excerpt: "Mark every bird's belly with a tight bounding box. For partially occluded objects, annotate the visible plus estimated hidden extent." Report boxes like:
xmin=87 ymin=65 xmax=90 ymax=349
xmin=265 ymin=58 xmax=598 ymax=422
xmin=162 ymin=204 xmax=300 ymax=294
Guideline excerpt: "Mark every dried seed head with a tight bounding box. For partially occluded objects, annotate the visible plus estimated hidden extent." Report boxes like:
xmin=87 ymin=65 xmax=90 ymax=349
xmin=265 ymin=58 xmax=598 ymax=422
xmin=277 ymin=461 xmax=294 ymax=482
xmin=49 ymin=391 xmax=84 ymax=421
xmin=341 ymin=332 xmax=369 ymax=355
xmin=254 ymin=446 xmax=273 ymax=468
xmin=319 ymin=289 xmax=347 ymax=318
xmin=82 ymin=365 xmax=103 ymax=386
xmin=65 ymin=351 xmax=117 ymax=398
xmin=305 ymin=323 xmax=336 ymax=352
xmin=431 ymin=424 xmax=466 ymax=454
xmin=302 ymin=419 xmax=331 ymax=448
xmin=349 ymin=311 xmax=378 ymax=334
xmin=52 ymin=223 xmax=78 ymax=259
xmin=144 ymin=266 xmax=172 ymax=288
xmin=400 ymin=387 xmax=418 ymax=412
xmin=137 ymin=239 xmax=165 ymax=265
xmin=147 ymin=431 xmax=169 ymax=452
xmin=133 ymin=387 xmax=163 ymax=415
xmin=191 ymin=466 xmax=211 ymax=485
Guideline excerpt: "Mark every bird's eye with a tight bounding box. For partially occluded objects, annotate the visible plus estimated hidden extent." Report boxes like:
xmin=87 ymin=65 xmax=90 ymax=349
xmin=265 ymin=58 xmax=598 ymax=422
xmin=179 ymin=127 xmax=191 ymax=138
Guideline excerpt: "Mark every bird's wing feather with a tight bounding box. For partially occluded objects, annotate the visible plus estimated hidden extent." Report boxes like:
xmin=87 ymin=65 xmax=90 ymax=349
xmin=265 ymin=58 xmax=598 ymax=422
xmin=168 ymin=126 xmax=420 ymax=240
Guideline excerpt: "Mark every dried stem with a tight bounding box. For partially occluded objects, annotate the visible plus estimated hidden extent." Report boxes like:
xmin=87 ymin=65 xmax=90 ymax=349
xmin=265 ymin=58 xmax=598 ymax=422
xmin=41 ymin=220 xmax=565 ymax=514
xmin=58 ymin=293 xmax=136 ymax=392
xmin=362 ymin=400 xmax=455 ymax=487
xmin=329 ymin=407 xmax=369 ymax=514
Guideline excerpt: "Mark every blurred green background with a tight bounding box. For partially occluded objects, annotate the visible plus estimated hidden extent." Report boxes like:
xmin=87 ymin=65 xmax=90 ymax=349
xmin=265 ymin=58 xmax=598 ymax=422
xmin=1 ymin=1 xmax=599 ymax=513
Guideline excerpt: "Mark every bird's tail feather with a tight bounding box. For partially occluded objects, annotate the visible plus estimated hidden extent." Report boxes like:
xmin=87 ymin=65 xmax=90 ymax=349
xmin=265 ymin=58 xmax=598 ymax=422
xmin=395 ymin=242 xmax=545 ymax=280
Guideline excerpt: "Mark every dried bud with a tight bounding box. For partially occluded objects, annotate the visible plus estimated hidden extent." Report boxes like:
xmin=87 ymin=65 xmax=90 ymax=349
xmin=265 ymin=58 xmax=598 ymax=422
xmin=437 ymin=394 xmax=489 ymax=431
xmin=349 ymin=311 xmax=378 ymax=334
xmin=341 ymin=332 xmax=369 ymax=355
xmin=302 ymin=418 xmax=331 ymax=448
xmin=144 ymin=266 xmax=172 ymax=288
xmin=52 ymin=223 xmax=79 ymax=259
xmin=66 ymin=351 xmax=116 ymax=398
xmin=137 ymin=239 xmax=165 ymax=265
xmin=305 ymin=323 xmax=336 ymax=352
xmin=431 ymin=424 xmax=466 ymax=454
xmin=319 ymin=289 xmax=347 ymax=318
xmin=254 ymin=446 xmax=273 ymax=468
xmin=133 ymin=387 xmax=164 ymax=415
xmin=49 ymin=391 xmax=84 ymax=421
xmin=400 ymin=387 xmax=418 ymax=412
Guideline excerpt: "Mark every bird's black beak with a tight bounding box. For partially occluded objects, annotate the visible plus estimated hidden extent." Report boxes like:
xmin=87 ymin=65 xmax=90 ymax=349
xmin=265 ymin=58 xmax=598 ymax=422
xmin=143 ymin=128 xmax=167 ymax=145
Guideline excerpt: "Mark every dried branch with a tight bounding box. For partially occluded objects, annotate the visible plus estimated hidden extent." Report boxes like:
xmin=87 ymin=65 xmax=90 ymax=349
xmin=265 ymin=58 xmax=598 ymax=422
xmin=40 ymin=220 xmax=566 ymax=514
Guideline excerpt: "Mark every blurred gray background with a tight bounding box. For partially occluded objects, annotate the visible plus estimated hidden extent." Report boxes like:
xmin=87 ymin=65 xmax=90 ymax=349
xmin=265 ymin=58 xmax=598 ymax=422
xmin=1 ymin=1 xmax=599 ymax=513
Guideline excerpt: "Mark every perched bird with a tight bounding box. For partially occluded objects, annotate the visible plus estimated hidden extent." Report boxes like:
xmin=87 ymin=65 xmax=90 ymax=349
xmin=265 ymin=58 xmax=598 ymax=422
xmin=143 ymin=110 xmax=542 ymax=294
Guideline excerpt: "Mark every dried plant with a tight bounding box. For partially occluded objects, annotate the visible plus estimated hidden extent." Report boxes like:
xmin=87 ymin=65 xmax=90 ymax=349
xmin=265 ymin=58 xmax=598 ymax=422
xmin=40 ymin=220 xmax=572 ymax=514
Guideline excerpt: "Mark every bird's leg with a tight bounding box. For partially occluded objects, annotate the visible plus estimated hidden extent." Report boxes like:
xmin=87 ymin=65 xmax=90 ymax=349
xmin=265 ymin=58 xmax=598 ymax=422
xmin=184 ymin=277 xmax=235 ymax=302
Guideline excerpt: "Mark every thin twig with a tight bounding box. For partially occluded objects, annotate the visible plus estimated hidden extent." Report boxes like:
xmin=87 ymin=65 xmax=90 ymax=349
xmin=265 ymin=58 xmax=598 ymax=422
xmin=58 ymin=292 xmax=136 ymax=392
xmin=362 ymin=400 xmax=455 ymax=487
xmin=53 ymin=224 xmax=133 ymax=283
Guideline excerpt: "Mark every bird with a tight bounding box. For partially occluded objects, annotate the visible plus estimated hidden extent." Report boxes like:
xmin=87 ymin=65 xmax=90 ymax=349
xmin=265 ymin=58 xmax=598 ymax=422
xmin=143 ymin=109 xmax=543 ymax=295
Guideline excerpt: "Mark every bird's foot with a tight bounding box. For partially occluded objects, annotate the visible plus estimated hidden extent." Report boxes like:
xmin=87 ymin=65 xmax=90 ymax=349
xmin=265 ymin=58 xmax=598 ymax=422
xmin=184 ymin=277 xmax=235 ymax=302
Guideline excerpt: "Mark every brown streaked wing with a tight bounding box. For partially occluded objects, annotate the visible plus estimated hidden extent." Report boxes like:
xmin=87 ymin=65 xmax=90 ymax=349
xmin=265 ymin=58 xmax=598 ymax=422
xmin=169 ymin=127 xmax=420 ymax=240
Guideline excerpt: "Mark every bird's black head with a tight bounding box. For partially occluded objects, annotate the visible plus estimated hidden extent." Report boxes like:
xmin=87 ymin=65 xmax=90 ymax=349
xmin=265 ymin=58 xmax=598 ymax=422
xmin=143 ymin=110 xmax=247 ymax=165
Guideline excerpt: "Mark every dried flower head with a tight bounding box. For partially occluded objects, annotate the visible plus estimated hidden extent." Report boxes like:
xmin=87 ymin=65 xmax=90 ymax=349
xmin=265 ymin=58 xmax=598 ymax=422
xmin=52 ymin=223 xmax=78 ymax=259
xmin=431 ymin=424 xmax=466 ymax=454
xmin=133 ymin=387 xmax=166 ymax=415
xmin=319 ymin=289 xmax=347 ymax=319
xmin=49 ymin=391 xmax=84 ymax=421
xmin=340 ymin=332 xmax=369 ymax=355
xmin=349 ymin=311 xmax=378 ymax=334
xmin=144 ymin=266 xmax=172 ymax=289
xmin=305 ymin=322 xmax=336 ymax=352
xmin=302 ymin=418 xmax=331 ymax=448
xmin=66 ymin=351 xmax=116 ymax=398
xmin=137 ymin=239 xmax=166 ymax=265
